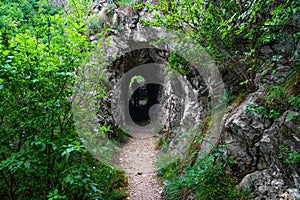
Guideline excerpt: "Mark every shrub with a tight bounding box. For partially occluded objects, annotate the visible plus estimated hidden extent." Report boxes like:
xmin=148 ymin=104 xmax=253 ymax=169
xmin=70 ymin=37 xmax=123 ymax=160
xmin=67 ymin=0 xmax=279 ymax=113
xmin=0 ymin=1 xmax=127 ymax=199
xmin=158 ymin=146 xmax=251 ymax=200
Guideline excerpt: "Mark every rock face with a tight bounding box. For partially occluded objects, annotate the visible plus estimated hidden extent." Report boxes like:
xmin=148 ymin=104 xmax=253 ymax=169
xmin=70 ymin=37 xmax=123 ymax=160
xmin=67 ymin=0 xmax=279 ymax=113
xmin=87 ymin=1 xmax=300 ymax=199
xmin=222 ymin=62 xmax=300 ymax=199
xmin=223 ymin=98 xmax=300 ymax=199
xmin=89 ymin=0 xmax=210 ymax=134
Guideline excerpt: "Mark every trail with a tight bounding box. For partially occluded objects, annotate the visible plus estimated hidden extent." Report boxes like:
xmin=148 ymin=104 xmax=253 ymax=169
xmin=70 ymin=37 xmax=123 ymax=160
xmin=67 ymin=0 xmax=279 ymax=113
xmin=118 ymin=125 xmax=163 ymax=200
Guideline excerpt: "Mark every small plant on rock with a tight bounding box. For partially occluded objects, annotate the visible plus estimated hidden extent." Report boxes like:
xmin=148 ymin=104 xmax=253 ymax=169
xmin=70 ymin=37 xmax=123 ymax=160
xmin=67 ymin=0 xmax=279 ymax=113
xmin=278 ymin=145 xmax=300 ymax=166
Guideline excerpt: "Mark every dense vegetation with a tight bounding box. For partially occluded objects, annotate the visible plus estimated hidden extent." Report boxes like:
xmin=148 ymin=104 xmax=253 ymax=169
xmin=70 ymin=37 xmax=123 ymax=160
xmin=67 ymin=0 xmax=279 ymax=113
xmin=144 ymin=0 xmax=299 ymax=91
xmin=0 ymin=0 xmax=127 ymax=199
xmin=0 ymin=0 xmax=299 ymax=199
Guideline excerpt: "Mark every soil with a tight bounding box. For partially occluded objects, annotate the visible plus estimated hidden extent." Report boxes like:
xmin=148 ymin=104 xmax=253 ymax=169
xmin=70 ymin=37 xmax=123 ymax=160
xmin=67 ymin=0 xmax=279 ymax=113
xmin=118 ymin=125 xmax=163 ymax=200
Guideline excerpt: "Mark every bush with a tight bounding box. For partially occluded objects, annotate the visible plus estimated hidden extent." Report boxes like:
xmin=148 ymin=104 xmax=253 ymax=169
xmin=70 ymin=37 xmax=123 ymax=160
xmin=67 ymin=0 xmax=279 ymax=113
xmin=0 ymin=1 xmax=127 ymax=199
xmin=158 ymin=146 xmax=251 ymax=200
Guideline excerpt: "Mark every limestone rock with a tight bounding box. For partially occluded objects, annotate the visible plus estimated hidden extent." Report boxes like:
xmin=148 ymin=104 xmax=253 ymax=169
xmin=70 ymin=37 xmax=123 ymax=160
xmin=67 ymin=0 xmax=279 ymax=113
xmin=222 ymin=91 xmax=300 ymax=199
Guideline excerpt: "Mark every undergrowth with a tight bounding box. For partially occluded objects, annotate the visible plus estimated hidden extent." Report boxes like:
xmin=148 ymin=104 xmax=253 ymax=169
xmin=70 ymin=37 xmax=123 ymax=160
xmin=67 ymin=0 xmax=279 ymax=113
xmin=158 ymin=146 xmax=251 ymax=200
xmin=247 ymin=72 xmax=300 ymax=122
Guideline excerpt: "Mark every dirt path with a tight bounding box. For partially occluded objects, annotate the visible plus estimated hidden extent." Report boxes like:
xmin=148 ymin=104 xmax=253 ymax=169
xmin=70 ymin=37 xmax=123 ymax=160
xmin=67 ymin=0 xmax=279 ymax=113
xmin=118 ymin=126 xmax=163 ymax=200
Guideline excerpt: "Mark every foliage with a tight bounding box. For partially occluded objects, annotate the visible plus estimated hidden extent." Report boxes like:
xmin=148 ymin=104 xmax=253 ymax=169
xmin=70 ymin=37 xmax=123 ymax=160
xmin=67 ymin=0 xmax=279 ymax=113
xmin=86 ymin=15 xmax=107 ymax=35
xmin=142 ymin=0 xmax=300 ymax=92
xmin=0 ymin=0 xmax=127 ymax=199
xmin=278 ymin=145 xmax=300 ymax=166
xmin=166 ymin=53 xmax=190 ymax=75
xmin=118 ymin=0 xmax=143 ymax=6
xmin=158 ymin=146 xmax=251 ymax=200
xmin=99 ymin=0 xmax=145 ymax=8
xmin=246 ymin=83 xmax=300 ymax=119
xmin=0 ymin=0 xmax=60 ymax=30
xmin=111 ymin=0 xmax=144 ymax=7
xmin=246 ymin=87 xmax=286 ymax=119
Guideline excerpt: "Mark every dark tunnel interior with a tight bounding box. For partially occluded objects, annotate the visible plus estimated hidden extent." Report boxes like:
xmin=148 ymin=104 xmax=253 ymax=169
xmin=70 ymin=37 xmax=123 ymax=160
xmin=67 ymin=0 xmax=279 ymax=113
xmin=129 ymin=83 xmax=162 ymax=126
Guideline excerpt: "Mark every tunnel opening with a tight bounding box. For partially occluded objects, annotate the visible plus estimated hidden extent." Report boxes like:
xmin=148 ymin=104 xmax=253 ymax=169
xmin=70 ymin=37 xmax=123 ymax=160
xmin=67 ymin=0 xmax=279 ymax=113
xmin=110 ymin=48 xmax=207 ymax=130
xmin=128 ymin=76 xmax=162 ymax=126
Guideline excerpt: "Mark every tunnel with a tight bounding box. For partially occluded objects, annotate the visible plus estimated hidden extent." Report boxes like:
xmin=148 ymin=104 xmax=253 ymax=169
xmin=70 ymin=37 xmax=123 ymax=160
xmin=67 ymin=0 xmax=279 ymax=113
xmin=110 ymin=48 xmax=207 ymax=130
xmin=129 ymin=78 xmax=162 ymax=126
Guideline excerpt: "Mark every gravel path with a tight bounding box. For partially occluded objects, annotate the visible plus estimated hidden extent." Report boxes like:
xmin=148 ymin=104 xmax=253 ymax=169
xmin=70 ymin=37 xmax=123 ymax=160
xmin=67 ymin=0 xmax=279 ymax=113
xmin=118 ymin=126 xmax=163 ymax=200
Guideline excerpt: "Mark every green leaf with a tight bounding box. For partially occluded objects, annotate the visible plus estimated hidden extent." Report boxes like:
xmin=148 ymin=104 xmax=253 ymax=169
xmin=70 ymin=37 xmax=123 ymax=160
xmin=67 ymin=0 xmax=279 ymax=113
xmin=64 ymin=175 xmax=74 ymax=184
xmin=24 ymin=161 xmax=30 ymax=169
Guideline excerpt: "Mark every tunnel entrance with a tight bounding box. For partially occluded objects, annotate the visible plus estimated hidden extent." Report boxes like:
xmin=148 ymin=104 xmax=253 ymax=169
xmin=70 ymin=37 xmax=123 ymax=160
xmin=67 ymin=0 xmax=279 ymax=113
xmin=129 ymin=76 xmax=162 ymax=126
